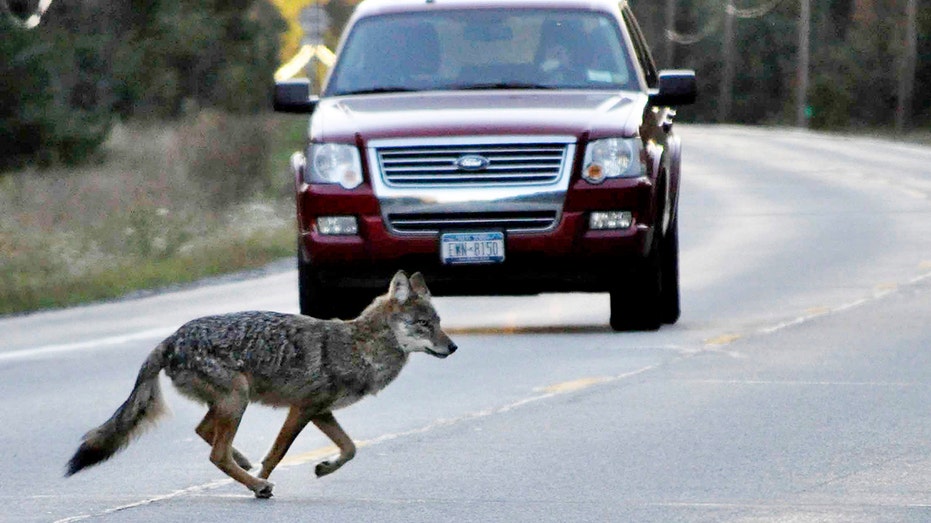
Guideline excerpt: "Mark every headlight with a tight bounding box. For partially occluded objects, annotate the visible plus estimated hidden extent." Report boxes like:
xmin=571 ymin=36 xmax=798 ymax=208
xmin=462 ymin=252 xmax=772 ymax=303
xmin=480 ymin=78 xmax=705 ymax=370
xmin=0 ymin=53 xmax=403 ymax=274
xmin=306 ymin=143 xmax=363 ymax=189
xmin=582 ymin=138 xmax=642 ymax=184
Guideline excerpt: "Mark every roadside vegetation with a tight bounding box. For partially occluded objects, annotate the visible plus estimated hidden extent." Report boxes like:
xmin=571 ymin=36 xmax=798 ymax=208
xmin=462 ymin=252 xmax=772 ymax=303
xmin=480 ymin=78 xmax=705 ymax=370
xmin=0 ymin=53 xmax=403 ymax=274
xmin=0 ymin=113 xmax=306 ymax=315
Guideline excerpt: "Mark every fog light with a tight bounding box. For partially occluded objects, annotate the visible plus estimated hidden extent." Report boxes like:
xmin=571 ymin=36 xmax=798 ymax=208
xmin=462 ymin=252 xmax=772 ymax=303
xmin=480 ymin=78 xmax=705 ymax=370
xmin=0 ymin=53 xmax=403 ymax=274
xmin=317 ymin=216 xmax=358 ymax=235
xmin=589 ymin=211 xmax=632 ymax=230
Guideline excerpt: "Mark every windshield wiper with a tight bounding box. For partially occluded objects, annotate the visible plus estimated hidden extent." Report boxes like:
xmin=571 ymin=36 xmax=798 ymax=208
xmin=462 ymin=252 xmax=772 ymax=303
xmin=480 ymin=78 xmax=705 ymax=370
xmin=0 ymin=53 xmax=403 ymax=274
xmin=336 ymin=87 xmax=418 ymax=96
xmin=453 ymin=82 xmax=556 ymax=91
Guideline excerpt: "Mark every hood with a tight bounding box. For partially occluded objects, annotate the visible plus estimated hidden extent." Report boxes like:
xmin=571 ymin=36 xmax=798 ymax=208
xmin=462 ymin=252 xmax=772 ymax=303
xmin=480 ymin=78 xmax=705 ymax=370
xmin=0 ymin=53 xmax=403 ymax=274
xmin=309 ymin=90 xmax=645 ymax=144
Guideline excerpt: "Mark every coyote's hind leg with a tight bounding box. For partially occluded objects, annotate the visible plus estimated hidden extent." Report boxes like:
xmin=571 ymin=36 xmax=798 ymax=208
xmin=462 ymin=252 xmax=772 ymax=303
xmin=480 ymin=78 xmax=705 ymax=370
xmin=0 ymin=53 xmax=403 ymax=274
xmin=311 ymin=412 xmax=356 ymax=478
xmin=207 ymin=375 xmax=274 ymax=498
xmin=196 ymin=407 xmax=253 ymax=470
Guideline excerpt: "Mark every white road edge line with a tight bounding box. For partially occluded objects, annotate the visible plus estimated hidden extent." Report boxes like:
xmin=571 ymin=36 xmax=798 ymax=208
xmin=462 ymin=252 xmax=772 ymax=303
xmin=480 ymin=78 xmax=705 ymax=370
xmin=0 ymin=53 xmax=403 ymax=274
xmin=0 ymin=327 xmax=175 ymax=363
xmin=755 ymin=270 xmax=931 ymax=338
xmin=680 ymin=379 xmax=921 ymax=387
xmin=53 ymin=363 xmax=660 ymax=522
xmin=54 ymin=479 xmax=233 ymax=523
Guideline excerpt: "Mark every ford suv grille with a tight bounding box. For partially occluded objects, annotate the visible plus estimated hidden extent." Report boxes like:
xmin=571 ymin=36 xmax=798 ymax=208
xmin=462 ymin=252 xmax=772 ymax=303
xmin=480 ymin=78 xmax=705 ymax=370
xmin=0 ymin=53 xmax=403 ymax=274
xmin=388 ymin=211 xmax=559 ymax=234
xmin=377 ymin=143 xmax=568 ymax=186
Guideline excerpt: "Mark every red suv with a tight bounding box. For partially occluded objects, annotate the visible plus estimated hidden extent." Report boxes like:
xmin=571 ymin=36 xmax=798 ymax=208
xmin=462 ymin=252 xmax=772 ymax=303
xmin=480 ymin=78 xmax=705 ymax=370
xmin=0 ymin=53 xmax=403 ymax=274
xmin=274 ymin=0 xmax=696 ymax=331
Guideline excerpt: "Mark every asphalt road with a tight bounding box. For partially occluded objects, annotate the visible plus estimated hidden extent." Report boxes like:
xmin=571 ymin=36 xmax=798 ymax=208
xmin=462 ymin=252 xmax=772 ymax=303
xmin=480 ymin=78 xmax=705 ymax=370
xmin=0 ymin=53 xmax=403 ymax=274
xmin=3 ymin=125 xmax=931 ymax=522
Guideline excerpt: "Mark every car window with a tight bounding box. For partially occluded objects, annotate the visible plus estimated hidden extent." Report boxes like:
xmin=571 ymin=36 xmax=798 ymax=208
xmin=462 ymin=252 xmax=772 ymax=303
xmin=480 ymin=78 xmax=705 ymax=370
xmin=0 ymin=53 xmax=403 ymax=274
xmin=621 ymin=7 xmax=658 ymax=89
xmin=327 ymin=9 xmax=639 ymax=95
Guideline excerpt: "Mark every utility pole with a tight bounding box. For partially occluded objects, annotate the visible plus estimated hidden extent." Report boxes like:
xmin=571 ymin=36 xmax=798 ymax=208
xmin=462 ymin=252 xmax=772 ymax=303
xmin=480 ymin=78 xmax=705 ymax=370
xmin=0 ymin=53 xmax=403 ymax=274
xmin=796 ymin=0 xmax=810 ymax=128
xmin=895 ymin=0 xmax=917 ymax=134
xmin=718 ymin=0 xmax=735 ymax=123
xmin=664 ymin=0 xmax=677 ymax=67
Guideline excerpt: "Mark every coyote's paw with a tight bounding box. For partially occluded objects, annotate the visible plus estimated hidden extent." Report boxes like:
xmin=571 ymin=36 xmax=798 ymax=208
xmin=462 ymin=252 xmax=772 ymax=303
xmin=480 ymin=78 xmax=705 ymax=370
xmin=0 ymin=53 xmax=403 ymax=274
xmin=251 ymin=480 xmax=274 ymax=499
xmin=315 ymin=460 xmax=340 ymax=478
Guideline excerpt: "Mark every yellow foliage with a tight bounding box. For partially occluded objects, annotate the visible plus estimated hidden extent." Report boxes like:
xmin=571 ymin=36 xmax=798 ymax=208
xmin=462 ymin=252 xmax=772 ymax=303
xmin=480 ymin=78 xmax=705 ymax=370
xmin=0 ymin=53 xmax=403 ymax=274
xmin=270 ymin=0 xmax=315 ymax=63
xmin=270 ymin=0 xmax=364 ymax=64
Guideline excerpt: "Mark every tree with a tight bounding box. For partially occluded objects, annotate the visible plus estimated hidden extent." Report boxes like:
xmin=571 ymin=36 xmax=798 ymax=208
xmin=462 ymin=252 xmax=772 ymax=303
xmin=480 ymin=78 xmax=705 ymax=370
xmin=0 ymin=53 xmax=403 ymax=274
xmin=630 ymin=0 xmax=930 ymax=130
xmin=0 ymin=15 xmax=110 ymax=168
xmin=0 ymin=0 xmax=288 ymax=171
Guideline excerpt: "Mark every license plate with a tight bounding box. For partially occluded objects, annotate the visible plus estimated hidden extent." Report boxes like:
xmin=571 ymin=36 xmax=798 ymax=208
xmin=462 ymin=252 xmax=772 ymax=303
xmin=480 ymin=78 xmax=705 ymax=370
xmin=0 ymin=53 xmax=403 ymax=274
xmin=440 ymin=232 xmax=505 ymax=265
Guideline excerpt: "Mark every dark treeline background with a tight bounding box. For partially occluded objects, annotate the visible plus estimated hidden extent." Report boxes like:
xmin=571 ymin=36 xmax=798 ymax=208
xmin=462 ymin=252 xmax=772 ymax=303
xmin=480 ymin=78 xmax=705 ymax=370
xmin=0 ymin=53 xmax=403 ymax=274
xmin=631 ymin=0 xmax=931 ymax=130
xmin=1 ymin=0 xmax=285 ymax=170
xmin=1 ymin=0 xmax=928 ymax=171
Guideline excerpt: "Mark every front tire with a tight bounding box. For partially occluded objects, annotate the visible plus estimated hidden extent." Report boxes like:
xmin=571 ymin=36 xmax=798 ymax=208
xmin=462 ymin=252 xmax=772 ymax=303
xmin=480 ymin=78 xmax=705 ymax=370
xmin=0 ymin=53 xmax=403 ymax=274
xmin=609 ymin=243 xmax=663 ymax=332
xmin=609 ymin=210 xmax=681 ymax=331
xmin=660 ymin=217 xmax=681 ymax=325
xmin=298 ymin=250 xmax=369 ymax=320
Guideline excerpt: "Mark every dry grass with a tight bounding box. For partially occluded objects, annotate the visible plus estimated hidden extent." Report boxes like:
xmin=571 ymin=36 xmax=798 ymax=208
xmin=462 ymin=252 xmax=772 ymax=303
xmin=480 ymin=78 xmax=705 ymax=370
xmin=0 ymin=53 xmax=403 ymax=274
xmin=0 ymin=112 xmax=305 ymax=315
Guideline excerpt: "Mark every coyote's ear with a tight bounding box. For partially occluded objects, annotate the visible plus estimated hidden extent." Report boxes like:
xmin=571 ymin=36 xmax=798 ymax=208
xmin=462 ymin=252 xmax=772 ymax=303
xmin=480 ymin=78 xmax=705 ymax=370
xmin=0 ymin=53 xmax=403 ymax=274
xmin=388 ymin=271 xmax=411 ymax=304
xmin=410 ymin=272 xmax=431 ymax=298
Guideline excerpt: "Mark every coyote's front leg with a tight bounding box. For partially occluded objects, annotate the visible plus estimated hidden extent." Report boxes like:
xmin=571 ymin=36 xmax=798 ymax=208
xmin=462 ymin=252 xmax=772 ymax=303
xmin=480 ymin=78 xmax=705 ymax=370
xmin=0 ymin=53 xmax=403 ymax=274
xmin=311 ymin=412 xmax=356 ymax=477
xmin=259 ymin=406 xmax=313 ymax=480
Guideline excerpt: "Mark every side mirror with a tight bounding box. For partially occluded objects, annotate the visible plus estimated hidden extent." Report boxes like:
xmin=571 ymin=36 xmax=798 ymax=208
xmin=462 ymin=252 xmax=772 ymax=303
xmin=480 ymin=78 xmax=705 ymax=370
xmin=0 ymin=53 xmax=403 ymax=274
xmin=274 ymin=79 xmax=319 ymax=114
xmin=649 ymin=70 xmax=697 ymax=107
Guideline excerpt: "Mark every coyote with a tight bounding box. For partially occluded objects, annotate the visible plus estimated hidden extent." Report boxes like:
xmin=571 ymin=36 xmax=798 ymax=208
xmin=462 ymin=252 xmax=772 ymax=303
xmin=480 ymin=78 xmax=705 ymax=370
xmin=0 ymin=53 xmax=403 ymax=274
xmin=65 ymin=271 xmax=457 ymax=498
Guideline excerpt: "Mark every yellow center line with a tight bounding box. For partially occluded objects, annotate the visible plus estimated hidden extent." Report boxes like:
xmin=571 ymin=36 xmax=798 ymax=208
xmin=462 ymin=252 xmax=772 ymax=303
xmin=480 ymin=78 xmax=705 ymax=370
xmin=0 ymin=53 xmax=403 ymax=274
xmin=704 ymin=334 xmax=742 ymax=346
xmin=281 ymin=370 xmax=655 ymax=468
xmin=541 ymin=376 xmax=613 ymax=394
xmin=279 ymin=445 xmax=340 ymax=467
xmin=445 ymin=324 xmax=611 ymax=335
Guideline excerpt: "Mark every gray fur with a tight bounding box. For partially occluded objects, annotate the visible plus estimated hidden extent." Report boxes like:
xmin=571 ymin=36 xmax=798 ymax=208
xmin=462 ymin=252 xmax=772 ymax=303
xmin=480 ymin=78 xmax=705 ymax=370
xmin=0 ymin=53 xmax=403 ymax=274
xmin=163 ymin=310 xmax=408 ymax=412
xmin=65 ymin=271 xmax=456 ymax=497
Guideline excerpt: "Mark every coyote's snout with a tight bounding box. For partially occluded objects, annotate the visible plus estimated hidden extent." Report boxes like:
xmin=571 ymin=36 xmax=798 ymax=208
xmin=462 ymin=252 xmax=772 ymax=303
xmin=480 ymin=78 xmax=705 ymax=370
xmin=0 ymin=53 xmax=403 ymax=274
xmin=65 ymin=271 xmax=455 ymax=498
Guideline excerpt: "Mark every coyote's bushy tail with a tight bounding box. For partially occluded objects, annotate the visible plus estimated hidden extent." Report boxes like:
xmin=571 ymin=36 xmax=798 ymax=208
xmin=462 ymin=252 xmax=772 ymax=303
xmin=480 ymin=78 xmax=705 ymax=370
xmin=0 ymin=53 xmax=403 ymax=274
xmin=65 ymin=343 xmax=169 ymax=476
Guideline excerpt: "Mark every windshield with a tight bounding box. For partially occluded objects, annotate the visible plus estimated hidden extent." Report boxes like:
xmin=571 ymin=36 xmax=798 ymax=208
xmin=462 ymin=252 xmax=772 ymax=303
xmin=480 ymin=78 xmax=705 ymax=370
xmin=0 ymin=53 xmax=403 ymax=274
xmin=326 ymin=9 xmax=638 ymax=96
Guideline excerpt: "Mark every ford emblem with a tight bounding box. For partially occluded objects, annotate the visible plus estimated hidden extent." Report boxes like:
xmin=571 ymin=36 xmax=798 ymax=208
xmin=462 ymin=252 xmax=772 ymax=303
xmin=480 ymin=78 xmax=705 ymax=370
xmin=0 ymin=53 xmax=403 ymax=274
xmin=454 ymin=154 xmax=490 ymax=171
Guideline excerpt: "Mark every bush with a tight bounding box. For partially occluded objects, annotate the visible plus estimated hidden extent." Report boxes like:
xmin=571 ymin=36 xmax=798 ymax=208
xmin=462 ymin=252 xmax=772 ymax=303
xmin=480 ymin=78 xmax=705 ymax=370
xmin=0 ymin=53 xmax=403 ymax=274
xmin=808 ymin=75 xmax=853 ymax=130
xmin=179 ymin=111 xmax=278 ymax=210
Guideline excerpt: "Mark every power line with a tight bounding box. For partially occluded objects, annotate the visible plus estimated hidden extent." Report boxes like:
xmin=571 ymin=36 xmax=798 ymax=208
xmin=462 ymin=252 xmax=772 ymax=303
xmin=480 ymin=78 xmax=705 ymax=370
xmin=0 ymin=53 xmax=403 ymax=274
xmin=728 ymin=0 xmax=786 ymax=19
xmin=666 ymin=20 xmax=720 ymax=46
xmin=666 ymin=0 xmax=787 ymax=45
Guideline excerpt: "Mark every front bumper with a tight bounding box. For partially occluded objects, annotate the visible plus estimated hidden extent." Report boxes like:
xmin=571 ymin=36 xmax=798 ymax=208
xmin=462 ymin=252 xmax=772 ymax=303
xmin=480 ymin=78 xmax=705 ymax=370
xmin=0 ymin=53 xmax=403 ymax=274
xmin=297 ymin=176 xmax=656 ymax=295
